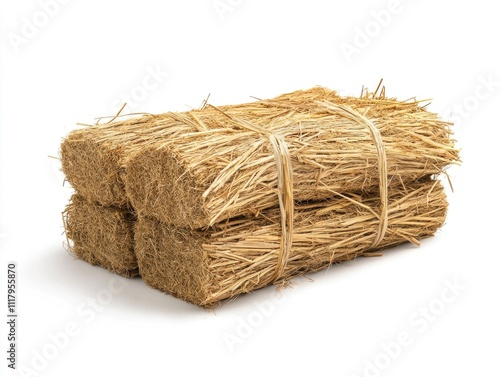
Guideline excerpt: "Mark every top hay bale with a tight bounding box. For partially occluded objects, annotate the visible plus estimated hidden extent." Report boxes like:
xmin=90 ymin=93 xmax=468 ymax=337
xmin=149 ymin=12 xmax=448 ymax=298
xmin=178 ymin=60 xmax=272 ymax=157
xmin=60 ymin=115 xmax=181 ymax=207
xmin=125 ymin=87 xmax=459 ymax=227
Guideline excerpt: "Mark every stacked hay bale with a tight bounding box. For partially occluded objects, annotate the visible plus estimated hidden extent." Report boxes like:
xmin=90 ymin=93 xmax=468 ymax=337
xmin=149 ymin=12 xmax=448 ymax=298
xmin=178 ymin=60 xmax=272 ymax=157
xmin=62 ymin=195 xmax=137 ymax=277
xmin=61 ymin=85 xmax=459 ymax=306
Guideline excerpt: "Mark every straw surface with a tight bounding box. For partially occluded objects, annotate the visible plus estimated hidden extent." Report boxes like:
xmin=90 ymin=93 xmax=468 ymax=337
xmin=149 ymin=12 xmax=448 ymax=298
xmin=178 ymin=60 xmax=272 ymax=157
xmin=63 ymin=194 xmax=138 ymax=277
xmin=135 ymin=178 xmax=447 ymax=307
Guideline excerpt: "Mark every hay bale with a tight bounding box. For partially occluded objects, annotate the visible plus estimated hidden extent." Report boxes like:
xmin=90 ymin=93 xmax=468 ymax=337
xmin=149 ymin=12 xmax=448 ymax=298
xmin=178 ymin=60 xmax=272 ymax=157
xmin=135 ymin=178 xmax=447 ymax=307
xmin=125 ymin=88 xmax=459 ymax=227
xmin=63 ymin=194 xmax=138 ymax=277
xmin=60 ymin=116 xmax=161 ymax=207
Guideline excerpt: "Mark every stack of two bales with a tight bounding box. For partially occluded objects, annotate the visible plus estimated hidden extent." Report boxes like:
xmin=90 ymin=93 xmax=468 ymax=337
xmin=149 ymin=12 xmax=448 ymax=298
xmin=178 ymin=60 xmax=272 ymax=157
xmin=62 ymin=87 xmax=459 ymax=307
xmin=61 ymin=112 xmax=204 ymax=277
xmin=60 ymin=117 xmax=147 ymax=278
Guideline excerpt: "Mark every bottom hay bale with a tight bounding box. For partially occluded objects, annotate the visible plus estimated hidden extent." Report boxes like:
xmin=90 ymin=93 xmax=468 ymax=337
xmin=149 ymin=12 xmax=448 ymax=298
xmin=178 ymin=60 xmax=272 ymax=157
xmin=63 ymin=194 xmax=138 ymax=277
xmin=135 ymin=178 xmax=448 ymax=307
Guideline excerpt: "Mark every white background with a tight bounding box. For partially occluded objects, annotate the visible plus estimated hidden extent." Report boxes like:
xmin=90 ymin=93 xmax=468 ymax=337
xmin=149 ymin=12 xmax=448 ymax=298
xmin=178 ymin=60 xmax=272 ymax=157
xmin=1 ymin=1 xmax=499 ymax=376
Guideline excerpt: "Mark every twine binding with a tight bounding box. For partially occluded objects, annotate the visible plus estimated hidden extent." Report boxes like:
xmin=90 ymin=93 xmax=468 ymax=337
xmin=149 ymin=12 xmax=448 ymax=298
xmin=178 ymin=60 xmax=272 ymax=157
xmin=221 ymin=101 xmax=388 ymax=283
xmin=317 ymin=102 xmax=388 ymax=248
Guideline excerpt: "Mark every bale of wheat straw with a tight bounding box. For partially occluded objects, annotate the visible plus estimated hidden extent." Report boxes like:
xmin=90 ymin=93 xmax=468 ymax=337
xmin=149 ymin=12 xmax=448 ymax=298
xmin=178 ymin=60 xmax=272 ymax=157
xmin=125 ymin=87 xmax=458 ymax=228
xmin=63 ymin=194 xmax=138 ymax=277
xmin=60 ymin=115 xmax=172 ymax=207
xmin=134 ymin=178 xmax=447 ymax=307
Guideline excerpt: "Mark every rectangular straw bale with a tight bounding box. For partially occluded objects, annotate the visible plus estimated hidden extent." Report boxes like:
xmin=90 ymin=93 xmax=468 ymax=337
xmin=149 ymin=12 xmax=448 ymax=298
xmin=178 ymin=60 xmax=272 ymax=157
xmin=60 ymin=115 xmax=175 ymax=207
xmin=134 ymin=178 xmax=447 ymax=307
xmin=125 ymin=88 xmax=459 ymax=228
xmin=63 ymin=194 xmax=138 ymax=277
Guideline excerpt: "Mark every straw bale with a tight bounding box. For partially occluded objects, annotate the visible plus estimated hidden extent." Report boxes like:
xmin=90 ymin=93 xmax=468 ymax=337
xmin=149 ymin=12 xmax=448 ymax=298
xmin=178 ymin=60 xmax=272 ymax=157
xmin=135 ymin=178 xmax=447 ymax=307
xmin=63 ymin=194 xmax=138 ymax=277
xmin=60 ymin=116 xmax=159 ymax=207
xmin=125 ymin=87 xmax=458 ymax=227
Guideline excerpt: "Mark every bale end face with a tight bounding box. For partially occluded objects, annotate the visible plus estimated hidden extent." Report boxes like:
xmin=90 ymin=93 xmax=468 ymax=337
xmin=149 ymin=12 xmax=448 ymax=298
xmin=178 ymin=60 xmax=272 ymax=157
xmin=63 ymin=194 xmax=138 ymax=277
xmin=134 ymin=217 xmax=214 ymax=306
xmin=126 ymin=146 xmax=208 ymax=227
xmin=61 ymin=130 xmax=129 ymax=207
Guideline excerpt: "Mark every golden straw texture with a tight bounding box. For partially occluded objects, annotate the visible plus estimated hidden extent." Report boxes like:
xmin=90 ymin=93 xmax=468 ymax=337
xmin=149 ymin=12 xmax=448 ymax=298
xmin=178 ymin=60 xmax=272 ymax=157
xmin=61 ymin=116 xmax=177 ymax=207
xmin=63 ymin=194 xmax=138 ymax=277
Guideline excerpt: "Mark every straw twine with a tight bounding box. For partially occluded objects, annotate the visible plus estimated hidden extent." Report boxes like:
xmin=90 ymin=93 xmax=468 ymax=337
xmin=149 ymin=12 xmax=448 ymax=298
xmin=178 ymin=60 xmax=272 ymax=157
xmin=213 ymin=111 xmax=295 ymax=282
xmin=232 ymin=102 xmax=389 ymax=283
xmin=318 ymin=102 xmax=389 ymax=248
